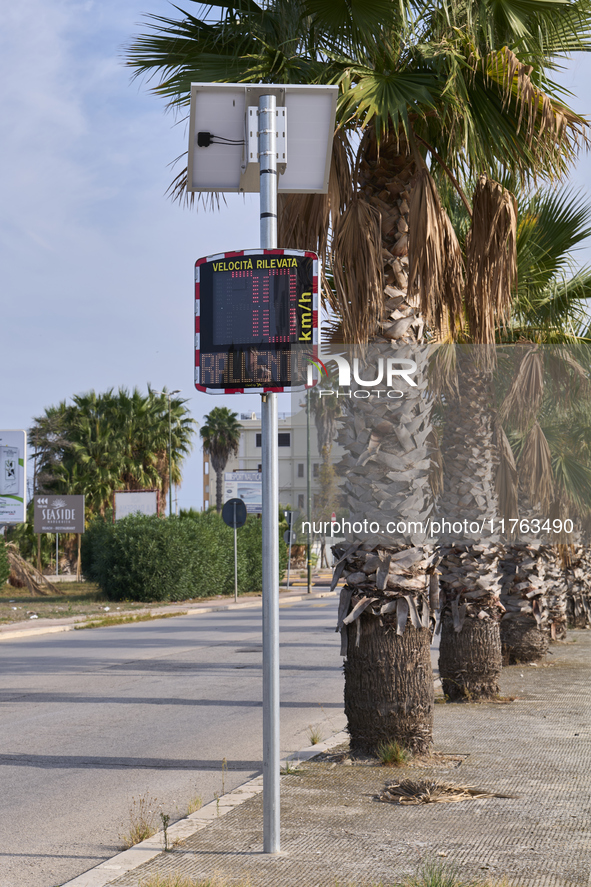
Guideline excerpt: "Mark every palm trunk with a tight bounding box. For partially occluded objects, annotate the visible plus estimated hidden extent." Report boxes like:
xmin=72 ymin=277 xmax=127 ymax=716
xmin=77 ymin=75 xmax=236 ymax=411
xmin=437 ymin=350 xmax=504 ymax=699
xmin=499 ymin=542 xmax=550 ymax=663
xmin=344 ymin=614 xmax=434 ymax=755
xmin=215 ymin=469 xmax=223 ymax=513
xmin=333 ymin=133 xmax=438 ymax=753
xmin=563 ymin=545 xmax=591 ymax=628
xmin=439 ymin=612 xmax=502 ymax=700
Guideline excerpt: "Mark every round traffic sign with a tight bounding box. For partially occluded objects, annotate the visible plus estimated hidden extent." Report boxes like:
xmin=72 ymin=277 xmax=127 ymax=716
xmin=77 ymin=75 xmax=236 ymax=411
xmin=222 ymin=498 xmax=247 ymax=528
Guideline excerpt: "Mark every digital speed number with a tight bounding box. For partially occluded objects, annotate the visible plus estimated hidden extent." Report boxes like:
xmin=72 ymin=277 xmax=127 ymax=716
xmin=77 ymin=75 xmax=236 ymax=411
xmin=195 ymin=249 xmax=318 ymax=393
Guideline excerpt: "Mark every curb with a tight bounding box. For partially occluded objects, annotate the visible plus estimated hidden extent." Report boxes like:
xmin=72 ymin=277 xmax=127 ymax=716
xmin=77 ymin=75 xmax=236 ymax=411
xmin=0 ymin=589 xmax=337 ymax=641
xmin=59 ymin=730 xmax=349 ymax=887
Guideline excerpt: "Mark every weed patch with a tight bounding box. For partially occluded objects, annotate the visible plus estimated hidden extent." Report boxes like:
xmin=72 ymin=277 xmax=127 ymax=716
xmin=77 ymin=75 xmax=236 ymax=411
xmin=187 ymin=793 xmax=203 ymax=815
xmin=376 ymin=740 xmax=411 ymax=767
xmin=76 ymin=611 xmax=187 ymax=630
xmin=120 ymin=794 xmax=159 ymax=849
xmin=308 ymin=724 xmax=323 ymax=745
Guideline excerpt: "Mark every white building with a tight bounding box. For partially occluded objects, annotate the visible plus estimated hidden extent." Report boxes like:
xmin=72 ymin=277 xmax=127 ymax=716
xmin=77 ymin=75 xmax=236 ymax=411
xmin=202 ymin=407 xmax=344 ymax=513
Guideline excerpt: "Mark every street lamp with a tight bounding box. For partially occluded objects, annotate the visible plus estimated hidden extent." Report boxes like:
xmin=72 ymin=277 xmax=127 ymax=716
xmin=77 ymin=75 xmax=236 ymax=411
xmin=155 ymin=389 xmax=181 ymax=516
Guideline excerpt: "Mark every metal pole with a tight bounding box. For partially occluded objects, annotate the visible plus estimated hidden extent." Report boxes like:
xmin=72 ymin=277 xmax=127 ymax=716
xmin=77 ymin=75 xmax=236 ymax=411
xmin=168 ymin=394 xmax=173 ymax=518
xmin=306 ymin=389 xmax=312 ymax=594
xmin=56 ymin=533 xmax=59 ymax=577
xmin=259 ymin=92 xmax=280 ymax=855
xmin=286 ymin=521 xmax=292 ymax=592
xmin=233 ymin=501 xmax=238 ymax=604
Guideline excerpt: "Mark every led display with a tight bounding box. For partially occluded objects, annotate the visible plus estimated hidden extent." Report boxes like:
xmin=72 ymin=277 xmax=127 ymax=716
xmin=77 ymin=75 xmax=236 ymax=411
xmin=195 ymin=250 xmax=317 ymax=392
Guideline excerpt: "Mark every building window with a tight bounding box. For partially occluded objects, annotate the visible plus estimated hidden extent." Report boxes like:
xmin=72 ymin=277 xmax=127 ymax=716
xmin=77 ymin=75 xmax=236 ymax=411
xmin=313 ymin=463 xmax=319 ymax=478
xmin=204 ymin=462 xmax=209 ymax=474
xmin=297 ymin=463 xmax=304 ymax=478
xmin=255 ymin=432 xmax=291 ymax=447
xmin=298 ymin=494 xmax=305 ymax=509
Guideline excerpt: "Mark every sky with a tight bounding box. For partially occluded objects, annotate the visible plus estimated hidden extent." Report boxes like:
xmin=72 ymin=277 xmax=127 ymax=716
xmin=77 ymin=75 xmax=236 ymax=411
xmin=2 ymin=0 xmax=591 ymax=512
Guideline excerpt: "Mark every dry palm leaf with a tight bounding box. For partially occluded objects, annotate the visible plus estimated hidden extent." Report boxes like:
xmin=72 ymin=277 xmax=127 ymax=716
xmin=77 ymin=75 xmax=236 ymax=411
xmin=408 ymin=168 xmax=464 ymax=339
xmin=428 ymin=344 xmax=458 ymax=398
xmin=331 ymin=197 xmax=383 ymax=344
xmin=279 ymin=130 xmax=354 ymax=264
xmin=6 ymin=543 xmax=59 ymax=596
xmin=494 ymin=422 xmax=518 ymax=525
xmin=518 ymin=421 xmax=554 ymax=511
xmin=466 ymin=175 xmax=517 ymax=345
xmin=378 ymin=778 xmax=518 ymax=805
xmin=499 ymin=346 xmax=544 ymax=429
xmin=485 ymin=47 xmax=588 ymax=172
xmin=556 ymin=543 xmax=573 ymax=569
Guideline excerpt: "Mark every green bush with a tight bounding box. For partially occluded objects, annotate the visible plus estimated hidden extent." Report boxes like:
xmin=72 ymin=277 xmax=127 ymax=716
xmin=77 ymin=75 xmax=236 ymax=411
xmin=83 ymin=511 xmax=287 ymax=602
xmin=0 ymin=539 xmax=9 ymax=588
xmin=81 ymin=517 xmax=112 ymax=582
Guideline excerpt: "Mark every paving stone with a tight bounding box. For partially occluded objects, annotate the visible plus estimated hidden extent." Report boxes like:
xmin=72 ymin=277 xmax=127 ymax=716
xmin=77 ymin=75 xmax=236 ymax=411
xmin=109 ymin=632 xmax=591 ymax=887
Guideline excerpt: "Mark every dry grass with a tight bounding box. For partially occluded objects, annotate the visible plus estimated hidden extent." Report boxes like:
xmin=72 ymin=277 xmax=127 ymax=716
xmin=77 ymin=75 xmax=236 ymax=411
xmin=75 ymin=611 xmax=187 ymax=630
xmin=308 ymin=724 xmax=323 ymax=745
xmin=187 ymin=793 xmax=203 ymax=815
xmin=137 ymin=864 xmax=506 ymax=887
xmin=0 ymin=582 xmax=144 ymax=623
xmin=120 ymin=794 xmax=159 ymax=849
xmin=402 ymin=861 xmax=485 ymax=887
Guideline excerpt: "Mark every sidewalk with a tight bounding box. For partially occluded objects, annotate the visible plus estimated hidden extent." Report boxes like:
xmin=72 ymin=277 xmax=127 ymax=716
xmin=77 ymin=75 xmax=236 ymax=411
xmin=63 ymin=630 xmax=591 ymax=887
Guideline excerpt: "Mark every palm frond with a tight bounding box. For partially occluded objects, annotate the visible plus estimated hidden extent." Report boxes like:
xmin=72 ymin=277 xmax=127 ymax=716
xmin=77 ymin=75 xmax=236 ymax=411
xmin=407 ymin=167 xmax=464 ymax=339
xmin=499 ymin=345 xmax=544 ymax=428
xmin=330 ymin=196 xmax=383 ymax=344
xmin=518 ymin=420 xmax=554 ymax=509
xmin=495 ymin=422 xmax=519 ymax=523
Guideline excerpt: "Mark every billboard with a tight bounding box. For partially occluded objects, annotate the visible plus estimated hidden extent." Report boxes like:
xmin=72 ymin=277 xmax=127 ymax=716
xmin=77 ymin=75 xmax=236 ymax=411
xmin=34 ymin=495 xmax=85 ymax=534
xmin=0 ymin=430 xmax=26 ymax=523
xmin=224 ymin=471 xmax=262 ymax=514
xmin=114 ymin=490 xmax=159 ymax=521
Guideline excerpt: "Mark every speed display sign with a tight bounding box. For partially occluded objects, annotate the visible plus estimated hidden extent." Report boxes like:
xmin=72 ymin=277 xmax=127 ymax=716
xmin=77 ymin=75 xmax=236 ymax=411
xmin=194 ymin=248 xmax=318 ymax=393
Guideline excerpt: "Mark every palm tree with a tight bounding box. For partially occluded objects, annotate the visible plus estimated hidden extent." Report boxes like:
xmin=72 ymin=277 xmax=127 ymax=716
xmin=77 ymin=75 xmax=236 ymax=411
xmin=200 ymin=407 xmax=242 ymax=512
xmin=145 ymin=388 xmax=196 ymax=512
xmin=124 ymin=0 xmax=590 ymax=753
xmin=436 ymin=185 xmax=591 ymax=678
xmin=31 ymin=388 xmax=196 ymax=518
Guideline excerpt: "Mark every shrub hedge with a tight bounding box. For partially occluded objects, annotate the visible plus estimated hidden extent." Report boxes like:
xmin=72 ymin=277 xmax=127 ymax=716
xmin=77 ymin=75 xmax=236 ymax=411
xmin=82 ymin=511 xmax=287 ymax=602
xmin=0 ymin=540 xmax=9 ymax=588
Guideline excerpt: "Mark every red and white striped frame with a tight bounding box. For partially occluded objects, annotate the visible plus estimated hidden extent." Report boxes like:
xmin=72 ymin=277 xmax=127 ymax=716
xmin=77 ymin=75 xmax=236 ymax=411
xmin=194 ymin=248 xmax=318 ymax=395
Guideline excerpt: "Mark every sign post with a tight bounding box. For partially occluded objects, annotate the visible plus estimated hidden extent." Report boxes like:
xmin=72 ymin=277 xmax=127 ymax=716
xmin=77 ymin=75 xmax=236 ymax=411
xmin=0 ymin=430 xmax=26 ymax=525
xmin=285 ymin=512 xmax=294 ymax=590
xmin=258 ymin=93 xmax=280 ymax=853
xmin=34 ymin=495 xmax=85 ymax=578
xmin=34 ymin=495 xmax=85 ymax=534
xmin=113 ymin=490 xmax=158 ymax=521
xmin=221 ymin=497 xmax=247 ymax=603
xmin=188 ymin=81 xmax=336 ymax=855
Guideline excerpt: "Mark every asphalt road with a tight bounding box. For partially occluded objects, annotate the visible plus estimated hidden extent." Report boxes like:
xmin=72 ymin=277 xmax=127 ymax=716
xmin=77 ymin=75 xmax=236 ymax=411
xmin=0 ymin=595 xmax=347 ymax=887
